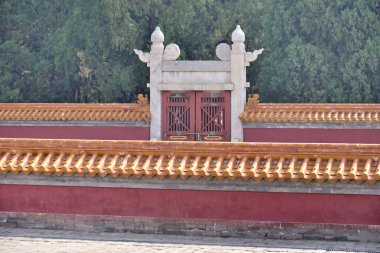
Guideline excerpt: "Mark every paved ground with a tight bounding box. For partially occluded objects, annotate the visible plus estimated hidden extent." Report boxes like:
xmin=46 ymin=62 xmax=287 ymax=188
xmin=0 ymin=228 xmax=379 ymax=253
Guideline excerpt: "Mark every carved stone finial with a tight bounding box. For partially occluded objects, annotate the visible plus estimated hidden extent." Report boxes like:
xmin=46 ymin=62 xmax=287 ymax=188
xmin=216 ymin=43 xmax=231 ymax=61
xmin=134 ymin=49 xmax=150 ymax=63
xmin=151 ymin=27 xmax=164 ymax=43
xmin=245 ymin=48 xmax=264 ymax=63
xmin=232 ymin=25 xmax=245 ymax=43
xmin=247 ymin=94 xmax=260 ymax=107
xmin=164 ymin=43 xmax=180 ymax=60
xmin=137 ymin=94 xmax=149 ymax=106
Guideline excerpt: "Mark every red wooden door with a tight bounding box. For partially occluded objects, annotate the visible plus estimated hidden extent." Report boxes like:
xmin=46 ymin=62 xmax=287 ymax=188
xmin=196 ymin=91 xmax=231 ymax=141
xmin=162 ymin=91 xmax=230 ymax=141
xmin=162 ymin=91 xmax=196 ymax=141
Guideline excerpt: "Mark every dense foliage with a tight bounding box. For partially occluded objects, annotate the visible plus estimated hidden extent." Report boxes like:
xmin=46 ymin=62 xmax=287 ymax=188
xmin=0 ymin=0 xmax=379 ymax=103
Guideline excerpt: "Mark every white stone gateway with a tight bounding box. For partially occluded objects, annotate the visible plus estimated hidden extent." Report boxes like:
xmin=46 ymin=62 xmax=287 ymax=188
xmin=135 ymin=25 xmax=263 ymax=141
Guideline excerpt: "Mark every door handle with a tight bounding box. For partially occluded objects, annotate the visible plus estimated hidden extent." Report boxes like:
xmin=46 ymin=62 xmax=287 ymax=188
xmin=187 ymin=132 xmax=210 ymax=141
xmin=187 ymin=132 xmax=201 ymax=141
xmin=169 ymin=135 xmax=187 ymax=140
xmin=204 ymin=136 xmax=222 ymax=141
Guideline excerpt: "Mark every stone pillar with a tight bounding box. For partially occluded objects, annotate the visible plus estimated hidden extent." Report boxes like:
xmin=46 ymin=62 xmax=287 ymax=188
xmin=149 ymin=27 xmax=164 ymax=140
xmin=230 ymin=25 xmax=246 ymax=142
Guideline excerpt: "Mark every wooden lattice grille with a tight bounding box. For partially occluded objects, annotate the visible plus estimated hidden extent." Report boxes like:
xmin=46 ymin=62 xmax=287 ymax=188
xmin=200 ymin=102 xmax=225 ymax=132
xmin=196 ymin=91 xmax=230 ymax=141
xmin=162 ymin=91 xmax=195 ymax=141
xmin=166 ymin=106 xmax=191 ymax=132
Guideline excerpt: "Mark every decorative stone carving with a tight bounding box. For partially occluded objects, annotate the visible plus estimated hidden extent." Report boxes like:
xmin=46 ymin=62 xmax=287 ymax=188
xmin=247 ymin=93 xmax=260 ymax=107
xmin=231 ymin=25 xmax=245 ymax=42
xmin=134 ymin=26 xmax=165 ymax=140
xmin=245 ymin=48 xmax=264 ymax=63
xmin=164 ymin=43 xmax=180 ymax=60
xmin=151 ymin=27 xmax=164 ymax=43
xmin=215 ymin=43 xmax=231 ymax=61
xmin=137 ymin=94 xmax=149 ymax=106
xmin=134 ymin=49 xmax=150 ymax=63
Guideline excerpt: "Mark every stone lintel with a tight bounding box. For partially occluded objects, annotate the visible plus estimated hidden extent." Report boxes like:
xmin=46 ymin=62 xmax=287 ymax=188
xmin=162 ymin=71 xmax=230 ymax=84
xmin=158 ymin=83 xmax=233 ymax=91
xmin=162 ymin=61 xmax=230 ymax=72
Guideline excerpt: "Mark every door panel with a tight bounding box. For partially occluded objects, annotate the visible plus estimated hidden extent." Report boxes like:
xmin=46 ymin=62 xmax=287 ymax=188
xmin=162 ymin=91 xmax=195 ymax=141
xmin=196 ymin=91 xmax=231 ymax=141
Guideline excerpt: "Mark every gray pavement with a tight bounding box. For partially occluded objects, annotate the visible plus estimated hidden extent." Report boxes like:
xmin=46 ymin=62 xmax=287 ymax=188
xmin=0 ymin=228 xmax=379 ymax=253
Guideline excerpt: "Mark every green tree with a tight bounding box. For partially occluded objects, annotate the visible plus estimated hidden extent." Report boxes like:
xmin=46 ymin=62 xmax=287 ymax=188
xmin=259 ymin=0 xmax=380 ymax=103
xmin=105 ymin=0 xmax=264 ymax=96
xmin=0 ymin=0 xmax=378 ymax=103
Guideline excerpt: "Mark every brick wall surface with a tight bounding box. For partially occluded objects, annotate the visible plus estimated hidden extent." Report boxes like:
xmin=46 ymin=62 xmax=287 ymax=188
xmin=0 ymin=212 xmax=379 ymax=243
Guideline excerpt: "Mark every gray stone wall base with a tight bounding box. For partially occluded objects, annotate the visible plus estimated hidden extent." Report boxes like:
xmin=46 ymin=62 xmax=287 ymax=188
xmin=0 ymin=212 xmax=379 ymax=243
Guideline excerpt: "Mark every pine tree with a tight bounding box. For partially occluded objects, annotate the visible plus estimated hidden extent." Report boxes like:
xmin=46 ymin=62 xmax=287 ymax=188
xmin=258 ymin=0 xmax=380 ymax=103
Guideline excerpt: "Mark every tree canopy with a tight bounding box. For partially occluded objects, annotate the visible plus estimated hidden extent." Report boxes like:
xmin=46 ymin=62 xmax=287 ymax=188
xmin=0 ymin=0 xmax=379 ymax=103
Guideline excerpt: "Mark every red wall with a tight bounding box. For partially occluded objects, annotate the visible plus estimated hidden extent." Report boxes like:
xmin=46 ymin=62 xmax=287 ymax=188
xmin=244 ymin=128 xmax=380 ymax=143
xmin=0 ymin=126 xmax=149 ymax=140
xmin=1 ymin=126 xmax=379 ymax=143
xmin=0 ymin=184 xmax=379 ymax=225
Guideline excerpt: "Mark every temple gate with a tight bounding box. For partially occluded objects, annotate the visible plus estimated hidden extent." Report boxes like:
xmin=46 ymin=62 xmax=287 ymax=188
xmin=135 ymin=25 xmax=263 ymax=141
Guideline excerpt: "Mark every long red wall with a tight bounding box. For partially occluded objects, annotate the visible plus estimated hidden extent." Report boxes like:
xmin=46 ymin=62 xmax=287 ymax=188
xmin=0 ymin=126 xmax=149 ymax=140
xmin=244 ymin=128 xmax=380 ymax=143
xmin=0 ymin=184 xmax=379 ymax=225
xmin=1 ymin=126 xmax=379 ymax=143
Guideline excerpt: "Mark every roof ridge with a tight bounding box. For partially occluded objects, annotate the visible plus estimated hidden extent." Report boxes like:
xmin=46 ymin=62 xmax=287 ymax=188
xmin=0 ymin=138 xmax=379 ymax=184
xmin=0 ymin=103 xmax=150 ymax=122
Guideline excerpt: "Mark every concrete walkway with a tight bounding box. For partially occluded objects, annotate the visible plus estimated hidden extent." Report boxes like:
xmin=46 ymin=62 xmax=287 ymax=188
xmin=0 ymin=228 xmax=379 ymax=253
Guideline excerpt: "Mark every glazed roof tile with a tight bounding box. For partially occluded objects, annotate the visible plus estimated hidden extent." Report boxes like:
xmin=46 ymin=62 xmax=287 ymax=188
xmin=0 ymin=103 xmax=150 ymax=122
xmin=0 ymin=138 xmax=379 ymax=184
xmin=240 ymin=103 xmax=380 ymax=124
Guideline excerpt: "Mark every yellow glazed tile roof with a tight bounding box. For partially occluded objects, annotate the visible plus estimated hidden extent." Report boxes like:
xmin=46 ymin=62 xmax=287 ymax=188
xmin=0 ymin=103 xmax=150 ymax=122
xmin=0 ymin=138 xmax=379 ymax=184
xmin=240 ymin=96 xmax=380 ymax=124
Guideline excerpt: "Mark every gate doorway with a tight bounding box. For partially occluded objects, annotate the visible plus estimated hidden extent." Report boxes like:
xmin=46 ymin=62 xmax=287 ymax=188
xmin=162 ymin=91 xmax=231 ymax=141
